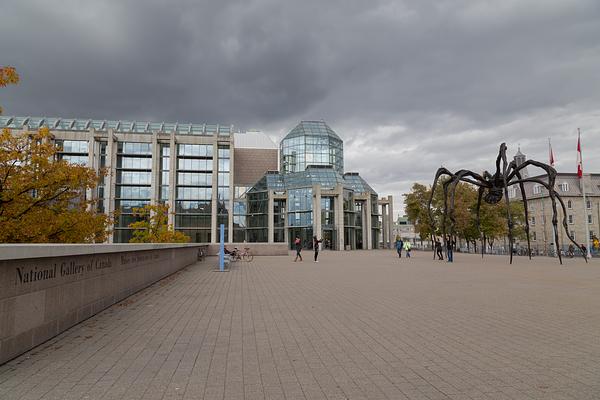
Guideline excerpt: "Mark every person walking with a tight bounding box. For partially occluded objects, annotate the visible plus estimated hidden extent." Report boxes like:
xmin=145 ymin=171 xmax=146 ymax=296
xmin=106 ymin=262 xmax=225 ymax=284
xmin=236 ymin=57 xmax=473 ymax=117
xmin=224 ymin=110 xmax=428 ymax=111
xmin=395 ymin=237 xmax=404 ymax=258
xmin=294 ymin=236 xmax=303 ymax=262
xmin=581 ymin=243 xmax=588 ymax=259
xmin=446 ymin=236 xmax=454 ymax=263
xmin=435 ymin=239 xmax=444 ymax=260
xmin=403 ymin=241 xmax=412 ymax=258
xmin=313 ymin=236 xmax=323 ymax=262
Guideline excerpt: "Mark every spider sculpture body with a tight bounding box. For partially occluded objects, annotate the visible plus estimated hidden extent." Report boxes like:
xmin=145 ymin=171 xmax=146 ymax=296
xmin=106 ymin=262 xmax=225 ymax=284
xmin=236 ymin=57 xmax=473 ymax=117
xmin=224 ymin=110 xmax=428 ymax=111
xmin=427 ymin=143 xmax=586 ymax=264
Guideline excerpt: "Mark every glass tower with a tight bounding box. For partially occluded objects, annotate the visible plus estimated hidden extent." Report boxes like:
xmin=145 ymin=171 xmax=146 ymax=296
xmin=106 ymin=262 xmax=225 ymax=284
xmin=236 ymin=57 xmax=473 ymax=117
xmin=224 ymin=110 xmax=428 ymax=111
xmin=280 ymin=121 xmax=344 ymax=174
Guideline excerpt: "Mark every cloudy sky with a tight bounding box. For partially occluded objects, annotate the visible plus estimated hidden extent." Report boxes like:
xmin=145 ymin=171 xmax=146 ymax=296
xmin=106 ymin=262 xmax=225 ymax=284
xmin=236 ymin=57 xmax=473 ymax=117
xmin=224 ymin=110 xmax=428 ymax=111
xmin=2 ymin=0 xmax=600 ymax=216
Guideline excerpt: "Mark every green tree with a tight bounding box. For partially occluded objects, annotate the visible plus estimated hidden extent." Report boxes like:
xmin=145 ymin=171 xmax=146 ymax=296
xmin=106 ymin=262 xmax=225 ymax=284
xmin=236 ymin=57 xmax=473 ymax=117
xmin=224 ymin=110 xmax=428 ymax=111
xmin=404 ymin=183 xmax=434 ymax=241
xmin=404 ymin=178 xmax=526 ymax=251
xmin=0 ymin=128 xmax=110 ymax=242
xmin=129 ymin=204 xmax=190 ymax=243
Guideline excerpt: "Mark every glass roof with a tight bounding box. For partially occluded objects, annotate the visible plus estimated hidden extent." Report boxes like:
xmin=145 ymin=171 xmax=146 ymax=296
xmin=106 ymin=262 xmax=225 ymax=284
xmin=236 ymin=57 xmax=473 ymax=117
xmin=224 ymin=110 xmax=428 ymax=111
xmin=0 ymin=116 xmax=236 ymax=136
xmin=343 ymin=172 xmax=376 ymax=194
xmin=249 ymin=167 xmax=377 ymax=195
xmin=283 ymin=121 xmax=342 ymax=141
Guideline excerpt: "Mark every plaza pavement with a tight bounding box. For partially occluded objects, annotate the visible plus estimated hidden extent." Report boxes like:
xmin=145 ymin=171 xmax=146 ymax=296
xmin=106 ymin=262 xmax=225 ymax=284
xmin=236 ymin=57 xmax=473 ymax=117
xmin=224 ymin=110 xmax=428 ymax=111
xmin=1 ymin=250 xmax=599 ymax=400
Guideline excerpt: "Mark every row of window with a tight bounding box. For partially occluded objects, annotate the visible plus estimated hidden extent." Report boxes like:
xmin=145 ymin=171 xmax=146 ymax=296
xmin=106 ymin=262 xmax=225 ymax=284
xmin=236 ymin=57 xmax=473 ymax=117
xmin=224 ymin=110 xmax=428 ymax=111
xmin=530 ymin=230 xmax=596 ymax=241
xmin=530 ymin=214 xmax=594 ymax=225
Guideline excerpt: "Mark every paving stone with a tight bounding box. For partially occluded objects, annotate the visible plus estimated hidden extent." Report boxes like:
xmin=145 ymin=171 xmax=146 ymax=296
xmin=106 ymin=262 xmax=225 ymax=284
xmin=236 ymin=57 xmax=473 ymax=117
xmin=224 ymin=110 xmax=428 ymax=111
xmin=1 ymin=251 xmax=599 ymax=399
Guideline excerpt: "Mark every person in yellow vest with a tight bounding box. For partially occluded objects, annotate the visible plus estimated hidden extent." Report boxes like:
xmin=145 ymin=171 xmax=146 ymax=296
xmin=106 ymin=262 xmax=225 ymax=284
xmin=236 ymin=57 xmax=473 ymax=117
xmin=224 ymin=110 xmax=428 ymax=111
xmin=403 ymin=241 xmax=412 ymax=258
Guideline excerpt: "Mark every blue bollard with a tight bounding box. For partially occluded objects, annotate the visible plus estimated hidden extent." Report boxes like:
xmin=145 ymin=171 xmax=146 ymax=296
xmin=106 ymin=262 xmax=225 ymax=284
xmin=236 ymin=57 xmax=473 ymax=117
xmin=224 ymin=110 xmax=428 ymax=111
xmin=219 ymin=224 xmax=224 ymax=272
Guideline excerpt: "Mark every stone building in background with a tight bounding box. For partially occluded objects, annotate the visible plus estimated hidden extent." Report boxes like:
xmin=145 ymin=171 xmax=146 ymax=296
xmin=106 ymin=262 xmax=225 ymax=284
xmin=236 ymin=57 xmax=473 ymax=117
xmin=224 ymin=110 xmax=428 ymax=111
xmin=509 ymin=149 xmax=600 ymax=255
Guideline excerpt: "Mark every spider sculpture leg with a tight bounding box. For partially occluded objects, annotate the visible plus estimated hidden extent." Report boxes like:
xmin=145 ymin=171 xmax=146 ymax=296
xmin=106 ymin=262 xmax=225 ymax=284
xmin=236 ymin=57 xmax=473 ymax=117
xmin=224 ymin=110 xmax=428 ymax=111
xmin=428 ymin=168 xmax=456 ymax=254
xmin=553 ymin=189 xmax=587 ymax=263
xmin=499 ymin=145 xmax=514 ymax=264
xmin=442 ymin=178 xmax=452 ymax=240
xmin=512 ymin=168 xmax=532 ymax=260
xmin=475 ymin=186 xmax=485 ymax=258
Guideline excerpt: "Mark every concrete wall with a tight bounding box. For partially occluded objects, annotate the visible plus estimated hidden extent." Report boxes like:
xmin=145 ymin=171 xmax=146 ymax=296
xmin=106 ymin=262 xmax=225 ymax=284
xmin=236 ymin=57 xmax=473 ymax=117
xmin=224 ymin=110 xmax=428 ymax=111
xmin=233 ymin=148 xmax=278 ymax=186
xmin=0 ymin=244 xmax=204 ymax=365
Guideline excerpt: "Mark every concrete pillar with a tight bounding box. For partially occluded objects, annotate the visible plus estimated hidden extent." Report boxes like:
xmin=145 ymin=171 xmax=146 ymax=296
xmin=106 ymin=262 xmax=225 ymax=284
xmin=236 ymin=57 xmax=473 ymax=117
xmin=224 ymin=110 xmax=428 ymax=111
xmin=105 ymin=130 xmax=116 ymax=243
xmin=168 ymin=134 xmax=176 ymax=227
xmin=388 ymin=195 xmax=394 ymax=247
xmin=211 ymin=140 xmax=218 ymax=243
xmin=335 ymin=184 xmax=345 ymax=250
xmin=284 ymin=195 xmax=290 ymax=247
xmin=268 ymin=190 xmax=275 ymax=244
xmin=312 ymin=185 xmax=322 ymax=243
xmin=365 ymin=196 xmax=372 ymax=249
xmin=381 ymin=202 xmax=388 ymax=249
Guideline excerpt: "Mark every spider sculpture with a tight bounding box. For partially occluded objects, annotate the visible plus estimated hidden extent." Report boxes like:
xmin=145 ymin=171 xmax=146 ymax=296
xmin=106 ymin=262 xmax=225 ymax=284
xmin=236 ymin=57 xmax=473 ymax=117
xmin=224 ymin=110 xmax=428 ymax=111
xmin=427 ymin=143 xmax=586 ymax=264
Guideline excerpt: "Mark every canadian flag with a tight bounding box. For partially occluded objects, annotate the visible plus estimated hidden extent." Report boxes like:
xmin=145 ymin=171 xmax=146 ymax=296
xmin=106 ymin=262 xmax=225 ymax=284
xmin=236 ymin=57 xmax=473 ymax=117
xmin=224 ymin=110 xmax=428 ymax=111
xmin=577 ymin=131 xmax=583 ymax=178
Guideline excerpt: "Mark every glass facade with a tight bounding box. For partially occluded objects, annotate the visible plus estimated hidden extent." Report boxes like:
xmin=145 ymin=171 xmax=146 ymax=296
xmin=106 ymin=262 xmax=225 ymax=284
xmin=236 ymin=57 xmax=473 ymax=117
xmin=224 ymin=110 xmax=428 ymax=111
xmin=114 ymin=142 xmax=152 ymax=243
xmin=247 ymin=191 xmax=268 ymax=242
xmin=160 ymin=144 xmax=170 ymax=203
xmin=175 ymin=144 xmax=213 ymax=243
xmin=56 ymin=140 xmax=89 ymax=166
xmin=96 ymin=142 xmax=107 ymax=213
xmin=274 ymin=199 xmax=286 ymax=243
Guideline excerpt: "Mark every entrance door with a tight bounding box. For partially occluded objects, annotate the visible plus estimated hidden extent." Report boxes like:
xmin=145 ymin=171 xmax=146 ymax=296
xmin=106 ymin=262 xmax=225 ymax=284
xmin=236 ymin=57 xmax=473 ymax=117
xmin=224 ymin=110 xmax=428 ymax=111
xmin=322 ymin=229 xmax=336 ymax=250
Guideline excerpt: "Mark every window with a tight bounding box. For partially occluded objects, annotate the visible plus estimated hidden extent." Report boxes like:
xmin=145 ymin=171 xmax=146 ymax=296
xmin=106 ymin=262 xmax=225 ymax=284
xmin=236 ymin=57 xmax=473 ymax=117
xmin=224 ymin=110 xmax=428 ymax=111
xmin=530 ymin=216 xmax=536 ymax=226
xmin=570 ymin=231 xmax=575 ymax=240
xmin=588 ymin=215 xmax=593 ymax=224
xmin=587 ymin=200 xmax=591 ymax=209
xmin=568 ymin=215 xmax=573 ymax=224
xmin=533 ymin=185 xmax=542 ymax=195
xmin=532 ymin=232 xmax=536 ymax=241
xmin=567 ymin=200 xmax=572 ymax=209
xmin=558 ymin=182 xmax=569 ymax=192
xmin=590 ymin=231 xmax=595 ymax=240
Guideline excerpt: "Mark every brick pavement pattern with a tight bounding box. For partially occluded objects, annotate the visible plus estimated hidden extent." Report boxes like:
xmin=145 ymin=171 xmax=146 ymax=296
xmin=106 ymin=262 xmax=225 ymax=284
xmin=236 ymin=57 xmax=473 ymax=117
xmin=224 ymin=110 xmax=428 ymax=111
xmin=1 ymin=250 xmax=599 ymax=400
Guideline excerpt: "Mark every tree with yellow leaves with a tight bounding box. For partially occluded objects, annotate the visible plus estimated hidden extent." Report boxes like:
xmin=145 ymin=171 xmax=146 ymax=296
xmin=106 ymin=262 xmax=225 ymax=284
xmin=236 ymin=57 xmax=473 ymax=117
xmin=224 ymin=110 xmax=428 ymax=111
xmin=0 ymin=66 xmax=19 ymax=115
xmin=0 ymin=127 xmax=110 ymax=242
xmin=128 ymin=204 xmax=190 ymax=243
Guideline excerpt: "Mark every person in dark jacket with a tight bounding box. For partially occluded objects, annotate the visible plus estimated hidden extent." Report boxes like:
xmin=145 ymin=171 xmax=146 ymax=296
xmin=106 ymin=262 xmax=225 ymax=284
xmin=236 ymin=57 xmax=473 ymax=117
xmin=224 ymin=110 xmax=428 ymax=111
xmin=435 ymin=239 xmax=444 ymax=260
xmin=294 ymin=236 xmax=303 ymax=262
xmin=446 ymin=236 xmax=455 ymax=263
xmin=395 ymin=237 xmax=404 ymax=258
xmin=313 ymin=236 xmax=323 ymax=262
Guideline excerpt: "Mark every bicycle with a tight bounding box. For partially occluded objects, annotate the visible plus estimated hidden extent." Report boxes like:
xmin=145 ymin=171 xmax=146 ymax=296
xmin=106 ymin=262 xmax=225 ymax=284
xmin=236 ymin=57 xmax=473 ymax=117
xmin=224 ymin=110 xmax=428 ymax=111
xmin=231 ymin=247 xmax=254 ymax=262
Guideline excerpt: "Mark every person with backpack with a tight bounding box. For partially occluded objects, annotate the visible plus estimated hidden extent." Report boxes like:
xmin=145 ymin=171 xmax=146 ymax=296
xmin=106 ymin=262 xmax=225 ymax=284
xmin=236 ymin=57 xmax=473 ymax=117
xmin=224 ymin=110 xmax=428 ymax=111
xmin=294 ymin=236 xmax=303 ymax=262
xmin=313 ymin=236 xmax=323 ymax=262
xmin=395 ymin=237 xmax=404 ymax=258
xmin=403 ymin=241 xmax=412 ymax=258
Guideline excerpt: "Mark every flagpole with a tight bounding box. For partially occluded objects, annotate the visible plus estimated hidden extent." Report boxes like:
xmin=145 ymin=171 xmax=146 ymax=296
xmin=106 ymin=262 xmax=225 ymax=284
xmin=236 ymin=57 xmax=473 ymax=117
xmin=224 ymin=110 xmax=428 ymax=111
xmin=578 ymin=128 xmax=592 ymax=259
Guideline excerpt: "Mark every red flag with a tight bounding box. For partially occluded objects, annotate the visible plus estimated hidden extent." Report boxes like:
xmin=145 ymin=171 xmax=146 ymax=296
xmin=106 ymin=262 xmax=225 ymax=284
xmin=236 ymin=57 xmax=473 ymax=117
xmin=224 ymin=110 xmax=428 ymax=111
xmin=577 ymin=130 xmax=583 ymax=178
xmin=549 ymin=139 xmax=555 ymax=167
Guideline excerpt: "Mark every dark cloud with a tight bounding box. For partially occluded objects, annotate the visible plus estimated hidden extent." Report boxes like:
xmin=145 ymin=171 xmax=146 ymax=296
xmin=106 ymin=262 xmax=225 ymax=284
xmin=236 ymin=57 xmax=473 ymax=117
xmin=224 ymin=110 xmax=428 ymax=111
xmin=2 ymin=0 xmax=600 ymax=214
